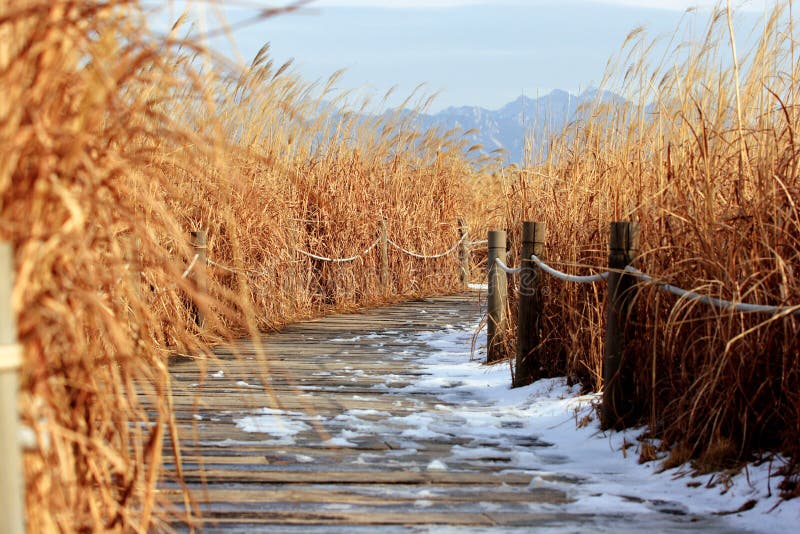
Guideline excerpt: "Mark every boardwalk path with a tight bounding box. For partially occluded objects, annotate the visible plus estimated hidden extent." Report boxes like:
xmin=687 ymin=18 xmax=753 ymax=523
xmin=161 ymin=294 xmax=736 ymax=532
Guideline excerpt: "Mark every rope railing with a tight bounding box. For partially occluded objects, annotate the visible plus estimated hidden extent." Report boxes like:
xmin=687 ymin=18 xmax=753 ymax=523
xmin=181 ymin=253 xmax=201 ymax=279
xmin=387 ymin=232 xmax=467 ymax=260
xmin=487 ymin=221 xmax=800 ymax=430
xmin=294 ymin=237 xmax=381 ymax=264
xmin=187 ymin=223 xmax=800 ymax=317
xmin=521 ymin=254 xmax=799 ymax=315
xmin=181 ymin=227 xmax=468 ymax=283
xmin=493 ymin=257 xmax=523 ymax=275
xmin=530 ymin=255 xmax=610 ymax=284
xmin=624 ymin=266 xmax=800 ymax=315
xmin=494 ymin=256 xmax=608 ymax=282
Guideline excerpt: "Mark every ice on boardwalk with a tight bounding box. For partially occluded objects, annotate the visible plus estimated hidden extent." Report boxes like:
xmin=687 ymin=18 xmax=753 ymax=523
xmin=235 ymin=408 xmax=311 ymax=445
xmin=426 ymin=459 xmax=448 ymax=471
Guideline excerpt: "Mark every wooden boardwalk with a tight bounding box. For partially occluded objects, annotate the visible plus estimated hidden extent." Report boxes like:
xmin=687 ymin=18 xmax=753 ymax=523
xmin=159 ymin=294 xmax=736 ymax=533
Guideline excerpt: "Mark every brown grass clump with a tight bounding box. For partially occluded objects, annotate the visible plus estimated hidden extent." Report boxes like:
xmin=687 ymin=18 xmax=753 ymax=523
xmin=0 ymin=1 xmax=480 ymax=530
xmin=694 ymin=437 xmax=740 ymax=474
xmin=494 ymin=4 xmax=800 ymax=478
xmin=662 ymin=442 xmax=694 ymax=472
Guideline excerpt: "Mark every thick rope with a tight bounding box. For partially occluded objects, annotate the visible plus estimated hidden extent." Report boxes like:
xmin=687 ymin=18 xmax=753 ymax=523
xmin=530 ymin=255 xmax=610 ymax=284
xmin=181 ymin=253 xmax=201 ymax=279
xmin=295 ymin=238 xmax=381 ymax=263
xmin=387 ymin=233 xmax=467 ymax=259
xmin=624 ymin=266 xmax=800 ymax=315
xmin=494 ymin=257 xmax=523 ymax=275
xmin=525 ymin=253 xmax=800 ymax=314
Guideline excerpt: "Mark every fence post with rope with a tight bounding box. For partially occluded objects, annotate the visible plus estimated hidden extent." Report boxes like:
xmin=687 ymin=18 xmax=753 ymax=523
xmin=514 ymin=222 xmax=546 ymax=388
xmin=487 ymin=230 xmax=508 ymax=363
xmin=0 ymin=243 xmax=24 ymax=534
xmin=458 ymin=218 xmax=469 ymax=289
xmin=190 ymin=230 xmax=207 ymax=328
xmin=486 ymin=220 xmax=800 ymax=430
xmin=602 ymin=221 xmax=640 ymax=430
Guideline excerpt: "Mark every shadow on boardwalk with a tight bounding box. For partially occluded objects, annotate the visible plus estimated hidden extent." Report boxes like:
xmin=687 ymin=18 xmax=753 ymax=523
xmin=159 ymin=294 xmax=742 ymax=533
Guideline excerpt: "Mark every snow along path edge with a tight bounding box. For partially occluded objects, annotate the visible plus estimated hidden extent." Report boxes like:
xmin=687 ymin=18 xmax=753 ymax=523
xmin=403 ymin=324 xmax=800 ymax=533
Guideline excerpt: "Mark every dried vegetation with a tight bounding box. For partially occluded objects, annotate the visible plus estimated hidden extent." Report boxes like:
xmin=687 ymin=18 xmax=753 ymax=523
xmin=0 ymin=1 xmax=480 ymax=530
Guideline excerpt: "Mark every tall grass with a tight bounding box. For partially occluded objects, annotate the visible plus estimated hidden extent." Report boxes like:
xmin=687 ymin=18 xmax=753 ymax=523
xmin=498 ymin=3 xmax=800 ymax=489
xmin=0 ymin=1 xmax=481 ymax=530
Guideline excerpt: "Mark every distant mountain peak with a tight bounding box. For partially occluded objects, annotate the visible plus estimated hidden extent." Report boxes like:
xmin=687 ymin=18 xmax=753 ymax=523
xmin=416 ymin=88 xmax=623 ymax=164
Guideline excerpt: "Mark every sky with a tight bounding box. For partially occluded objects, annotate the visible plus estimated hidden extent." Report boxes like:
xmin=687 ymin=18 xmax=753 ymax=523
xmin=149 ymin=0 xmax=774 ymax=112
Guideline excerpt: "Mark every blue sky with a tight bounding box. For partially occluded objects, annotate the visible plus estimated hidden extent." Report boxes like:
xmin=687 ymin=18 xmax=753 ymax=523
xmin=150 ymin=0 xmax=771 ymax=112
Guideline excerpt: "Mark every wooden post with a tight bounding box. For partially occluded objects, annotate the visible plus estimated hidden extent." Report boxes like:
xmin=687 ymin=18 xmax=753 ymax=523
xmin=487 ymin=230 xmax=507 ymax=363
xmin=190 ymin=230 xmax=207 ymax=328
xmin=602 ymin=221 xmax=640 ymax=430
xmin=514 ymin=222 xmax=546 ymax=387
xmin=0 ymin=243 xmax=24 ymax=534
xmin=458 ymin=218 xmax=469 ymax=289
xmin=379 ymin=219 xmax=390 ymax=294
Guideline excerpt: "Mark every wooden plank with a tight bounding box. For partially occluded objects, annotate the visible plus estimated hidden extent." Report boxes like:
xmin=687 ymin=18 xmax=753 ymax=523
xmin=159 ymin=487 xmax=570 ymax=505
xmin=170 ymin=511 xmax=593 ymax=528
xmin=185 ymin=511 xmax=498 ymax=526
xmin=169 ymin=470 xmax=534 ymax=486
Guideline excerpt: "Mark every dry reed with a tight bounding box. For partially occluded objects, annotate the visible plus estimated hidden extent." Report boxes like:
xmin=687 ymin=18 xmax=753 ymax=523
xmin=0 ymin=1 xmax=481 ymax=530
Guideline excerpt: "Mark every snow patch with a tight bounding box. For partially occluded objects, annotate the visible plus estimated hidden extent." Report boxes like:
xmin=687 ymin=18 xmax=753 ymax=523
xmin=234 ymin=408 xmax=311 ymax=445
xmin=426 ymin=459 xmax=448 ymax=471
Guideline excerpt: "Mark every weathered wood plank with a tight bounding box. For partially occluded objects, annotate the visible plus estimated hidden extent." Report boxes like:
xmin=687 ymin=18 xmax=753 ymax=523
xmin=159 ymin=487 xmax=570 ymax=505
xmin=169 ymin=470 xmax=535 ymax=485
xmin=168 ymin=511 xmax=597 ymax=528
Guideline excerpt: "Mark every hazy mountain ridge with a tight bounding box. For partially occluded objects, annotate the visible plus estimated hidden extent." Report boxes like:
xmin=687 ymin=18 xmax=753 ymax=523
xmin=415 ymin=88 xmax=624 ymax=164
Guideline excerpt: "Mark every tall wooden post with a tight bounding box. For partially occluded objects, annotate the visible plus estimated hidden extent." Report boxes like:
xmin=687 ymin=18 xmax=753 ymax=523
xmin=457 ymin=219 xmax=469 ymax=289
xmin=190 ymin=230 xmax=207 ymax=328
xmin=514 ymin=222 xmax=546 ymax=387
xmin=602 ymin=221 xmax=640 ymax=430
xmin=0 ymin=243 xmax=24 ymax=534
xmin=487 ymin=230 xmax=508 ymax=363
xmin=379 ymin=219 xmax=389 ymax=293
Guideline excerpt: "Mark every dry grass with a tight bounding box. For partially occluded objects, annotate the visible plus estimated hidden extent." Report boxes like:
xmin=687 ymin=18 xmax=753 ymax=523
xmin=0 ymin=1 xmax=482 ymax=530
xmin=493 ymin=3 xmax=800 ymax=479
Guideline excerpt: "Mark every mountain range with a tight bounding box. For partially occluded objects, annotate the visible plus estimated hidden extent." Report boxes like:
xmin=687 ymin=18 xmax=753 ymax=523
xmin=413 ymin=88 xmax=623 ymax=164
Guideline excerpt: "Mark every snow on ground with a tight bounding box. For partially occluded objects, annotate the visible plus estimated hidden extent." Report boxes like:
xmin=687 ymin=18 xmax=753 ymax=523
xmin=403 ymin=324 xmax=800 ymax=533
xmin=234 ymin=408 xmax=314 ymax=445
xmin=229 ymin=317 xmax=799 ymax=531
